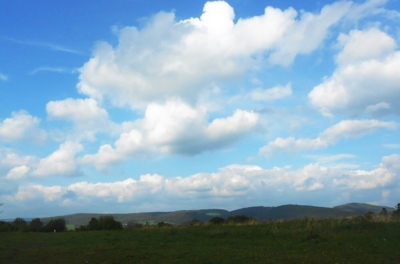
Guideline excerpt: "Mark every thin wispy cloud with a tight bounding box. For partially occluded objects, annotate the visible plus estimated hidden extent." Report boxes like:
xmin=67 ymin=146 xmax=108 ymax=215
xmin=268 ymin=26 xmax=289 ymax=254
xmin=0 ymin=73 xmax=8 ymax=81
xmin=383 ymin=144 xmax=400 ymax=149
xmin=29 ymin=67 xmax=71 ymax=75
xmin=1 ymin=36 xmax=85 ymax=55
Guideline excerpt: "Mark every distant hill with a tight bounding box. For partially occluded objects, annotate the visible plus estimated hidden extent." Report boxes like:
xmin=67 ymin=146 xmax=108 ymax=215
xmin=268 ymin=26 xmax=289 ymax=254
xmin=333 ymin=203 xmax=394 ymax=214
xmin=36 ymin=203 xmax=394 ymax=226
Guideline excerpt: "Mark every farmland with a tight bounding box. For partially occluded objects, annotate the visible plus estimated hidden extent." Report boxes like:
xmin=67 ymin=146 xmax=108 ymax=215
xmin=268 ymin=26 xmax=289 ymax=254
xmin=1 ymin=216 xmax=399 ymax=263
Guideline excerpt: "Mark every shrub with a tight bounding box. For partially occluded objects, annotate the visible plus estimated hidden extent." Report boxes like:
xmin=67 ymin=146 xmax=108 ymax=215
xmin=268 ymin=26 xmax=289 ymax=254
xmin=209 ymin=217 xmax=225 ymax=225
xmin=125 ymin=221 xmax=143 ymax=229
xmin=226 ymin=215 xmax=251 ymax=224
xmin=0 ymin=221 xmax=16 ymax=232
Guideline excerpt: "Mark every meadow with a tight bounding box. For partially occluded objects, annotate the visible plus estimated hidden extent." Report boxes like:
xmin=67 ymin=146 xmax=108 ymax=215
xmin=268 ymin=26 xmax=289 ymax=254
xmin=1 ymin=216 xmax=399 ymax=263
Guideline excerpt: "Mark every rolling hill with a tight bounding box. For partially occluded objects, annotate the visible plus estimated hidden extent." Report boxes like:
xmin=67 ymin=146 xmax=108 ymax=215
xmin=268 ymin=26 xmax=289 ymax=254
xmin=36 ymin=202 xmax=395 ymax=226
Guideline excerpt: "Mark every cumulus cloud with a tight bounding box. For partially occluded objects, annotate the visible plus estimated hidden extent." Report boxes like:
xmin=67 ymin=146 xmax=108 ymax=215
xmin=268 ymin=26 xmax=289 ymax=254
xmin=33 ymin=141 xmax=83 ymax=177
xmin=0 ymin=111 xmax=47 ymax=143
xmin=334 ymin=154 xmax=400 ymax=189
xmin=309 ymin=28 xmax=400 ymax=117
xmin=77 ymin=1 xmax=354 ymax=109
xmin=260 ymin=119 xmax=397 ymax=157
xmin=46 ymin=98 xmax=115 ymax=140
xmin=268 ymin=1 xmax=352 ymax=66
xmin=81 ymin=99 xmax=259 ymax=171
xmin=249 ymin=83 xmax=292 ymax=101
xmin=10 ymin=154 xmax=400 ymax=210
xmin=6 ymin=165 xmax=31 ymax=180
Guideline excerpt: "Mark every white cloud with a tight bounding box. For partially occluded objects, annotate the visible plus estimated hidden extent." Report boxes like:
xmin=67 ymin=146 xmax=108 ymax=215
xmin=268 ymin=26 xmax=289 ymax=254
xmin=0 ymin=147 xmax=38 ymax=170
xmin=81 ymin=99 xmax=259 ymax=171
xmin=309 ymin=28 xmax=400 ymax=117
xmin=46 ymin=98 xmax=116 ymax=140
xmin=33 ymin=141 xmax=83 ymax=177
xmin=77 ymin=1 xmax=355 ymax=109
xmin=260 ymin=119 xmax=397 ymax=158
xmin=249 ymin=83 xmax=292 ymax=101
xmin=0 ymin=111 xmax=47 ymax=143
xmin=14 ymin=185 xmax=65 ymax=202
xmin=268 ymin=1 xmax=352 ymax=66
xmin=47 ymin=98 xmax=108 ymax=122
xmin=6 ymin=165 xmax=31 ymax=180
xmin=334 ymin=154 xmax=400 ymax=189
xmin=11 ymin=154 xmax=400 ymax=208
xmin=335 ymin=28 xmax=396 ymax=65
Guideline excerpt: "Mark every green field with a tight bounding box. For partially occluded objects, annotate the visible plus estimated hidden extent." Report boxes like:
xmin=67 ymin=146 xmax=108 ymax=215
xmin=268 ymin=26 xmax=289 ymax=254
xmin=1 ymin=217 xmax=399 ymax=263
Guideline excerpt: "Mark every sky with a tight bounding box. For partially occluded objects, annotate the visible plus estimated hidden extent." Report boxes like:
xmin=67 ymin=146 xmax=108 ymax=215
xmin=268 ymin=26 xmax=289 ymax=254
xmin=0 ymin=0 xmax=400 ymax=219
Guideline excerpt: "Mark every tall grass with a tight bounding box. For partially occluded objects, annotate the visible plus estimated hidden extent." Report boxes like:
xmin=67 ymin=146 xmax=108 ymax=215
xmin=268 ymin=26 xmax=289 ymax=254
xmin=1 ymin=215 xmax=399 ymax=263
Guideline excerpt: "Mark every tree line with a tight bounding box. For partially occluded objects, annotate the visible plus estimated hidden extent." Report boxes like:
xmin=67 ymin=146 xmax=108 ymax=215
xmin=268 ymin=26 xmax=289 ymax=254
xmin=1 ymin=203 xmax=400 ymax=232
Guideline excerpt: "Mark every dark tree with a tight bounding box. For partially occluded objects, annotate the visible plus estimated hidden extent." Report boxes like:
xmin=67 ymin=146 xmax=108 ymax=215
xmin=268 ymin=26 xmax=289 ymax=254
xmin=29 ymin=218 xmax=44 ymax=232
xmin=87 ymin=217 xmax=100 ymax=230
xmin=393 ymin=203 xmax=400 ymax=219
xmin=43 ymin=218 xmax=67 ymax=232
xmin=380 ymin=208 xmax=388 ymax=216
xmin=98 ymin=215 xmax=123 ymax=230
xmin=13 ymin=217 xmax=28 ymax=231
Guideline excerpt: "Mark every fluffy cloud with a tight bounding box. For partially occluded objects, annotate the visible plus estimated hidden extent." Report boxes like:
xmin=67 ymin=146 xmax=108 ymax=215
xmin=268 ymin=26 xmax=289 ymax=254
xmin=81 ymin=99 xmax=259 ymax=171
xmin=260 ymin=119 xmax=397 ymax=157
xmin=0 ymin=111 xmax=47 ymax=143
xmin=309 ymin=28 xmax=400 ymax=117
xmin=249 ymin=83 xmax=292 ymax=101
xmin=334 ymin=154 xmax=400 ymax=189
xmin=77 ymin=1 xmax=353 ymax=109
xmin=6 ymin=165 xmax=31 ymax=180
xmin=9 ymin=154 xmax=400 ymax=210
xmin=33 ymin=141 xmax=83 ymax=177
xmin=268 ymin=1 xmax=352 ymax=66
xmin=46 ymin=98 xmax=115 ymax=140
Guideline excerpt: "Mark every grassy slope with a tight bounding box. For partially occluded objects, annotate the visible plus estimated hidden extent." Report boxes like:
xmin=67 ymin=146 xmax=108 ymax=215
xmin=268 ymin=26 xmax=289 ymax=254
xmin=1 ymin=218 xmax=399 ymax=263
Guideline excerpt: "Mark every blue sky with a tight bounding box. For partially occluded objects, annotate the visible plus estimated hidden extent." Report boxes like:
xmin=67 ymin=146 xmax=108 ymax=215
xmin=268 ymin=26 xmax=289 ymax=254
xmin=1 ymin=0 xmax=400 ymax=218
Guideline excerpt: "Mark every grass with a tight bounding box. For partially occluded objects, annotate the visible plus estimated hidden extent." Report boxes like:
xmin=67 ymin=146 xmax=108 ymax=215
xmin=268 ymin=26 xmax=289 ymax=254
xmin=1 ymin=217 xmax=399 ymax=263
xmin=66 ymin=224 xmax=75 ymax=231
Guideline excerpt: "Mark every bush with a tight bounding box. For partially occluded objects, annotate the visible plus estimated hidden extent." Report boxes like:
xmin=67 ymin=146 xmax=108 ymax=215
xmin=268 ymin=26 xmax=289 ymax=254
xmin=125 ymin=221 xmax=143 ymax=229
xmin=0 ymin=221 xmax=16 ymax=232
xmin=226 ymin=215 xmax=251 ymax=224
xmin=209 ymin=217 xmax=225 ymax=225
